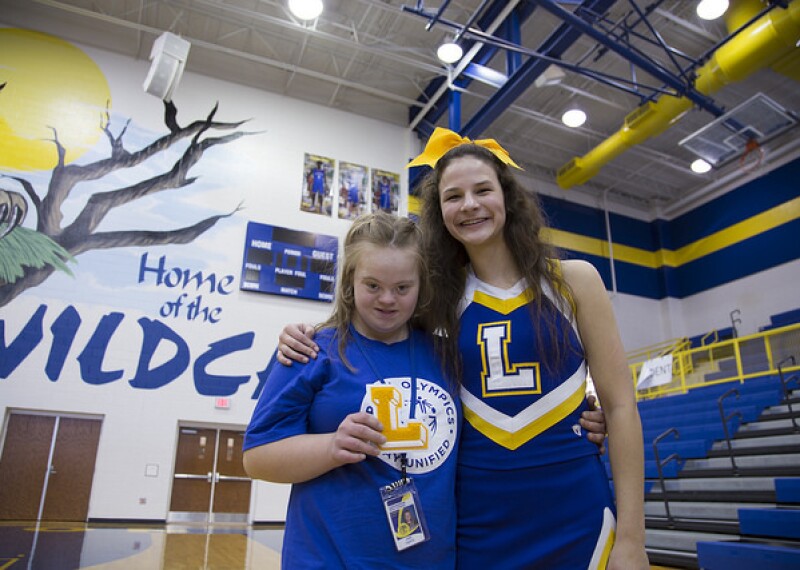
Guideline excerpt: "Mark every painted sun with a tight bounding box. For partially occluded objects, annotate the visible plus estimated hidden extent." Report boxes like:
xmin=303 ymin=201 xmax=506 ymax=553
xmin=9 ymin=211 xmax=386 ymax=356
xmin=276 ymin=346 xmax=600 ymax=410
xmin=0 ymin=28 xmax=111 ymax=172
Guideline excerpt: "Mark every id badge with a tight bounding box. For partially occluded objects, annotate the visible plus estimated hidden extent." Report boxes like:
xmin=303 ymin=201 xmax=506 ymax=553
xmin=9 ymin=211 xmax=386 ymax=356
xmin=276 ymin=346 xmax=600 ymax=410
xmin=380 ymin=478 xmax=430 ymax=551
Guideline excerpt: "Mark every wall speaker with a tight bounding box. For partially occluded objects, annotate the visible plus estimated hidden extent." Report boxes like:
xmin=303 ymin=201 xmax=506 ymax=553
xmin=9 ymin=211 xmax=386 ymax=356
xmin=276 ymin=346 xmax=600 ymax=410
xmin=143 ymin=32 xmax=191 ymax=101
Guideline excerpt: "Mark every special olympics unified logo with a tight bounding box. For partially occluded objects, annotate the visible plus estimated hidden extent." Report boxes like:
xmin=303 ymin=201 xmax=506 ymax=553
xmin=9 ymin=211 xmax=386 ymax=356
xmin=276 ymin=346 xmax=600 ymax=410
xmin=362 ymin=378 xmax=458 ymax=474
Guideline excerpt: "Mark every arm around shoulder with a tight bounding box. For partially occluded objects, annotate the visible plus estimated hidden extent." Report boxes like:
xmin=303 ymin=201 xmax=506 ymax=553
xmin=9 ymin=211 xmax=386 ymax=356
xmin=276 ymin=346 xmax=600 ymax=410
xmin=277 ymin=322 xmax=319 ymax=365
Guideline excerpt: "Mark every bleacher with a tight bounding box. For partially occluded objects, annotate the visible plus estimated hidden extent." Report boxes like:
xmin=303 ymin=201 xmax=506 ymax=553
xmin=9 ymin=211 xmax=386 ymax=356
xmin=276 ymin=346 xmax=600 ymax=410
xmin=696 ymin=477 xmax=800 ymax=569
xmin=617 ymin=309 xmax=800 ymax=568
xmin=702 ymin=337 xmax=772 ymax=382
xmin=687 ymin=327 xmax=736 ymax=349
xmin=760 ymin=307 xmax=800 ymax=333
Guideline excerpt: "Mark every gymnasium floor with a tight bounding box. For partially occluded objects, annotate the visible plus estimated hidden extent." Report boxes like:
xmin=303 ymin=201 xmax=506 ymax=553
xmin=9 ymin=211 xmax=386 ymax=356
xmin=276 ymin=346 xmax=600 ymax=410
xmin=0 ymin=521 xmax=679 ymax=569
xmin=0 ymin=522 xmax=283 ymax=570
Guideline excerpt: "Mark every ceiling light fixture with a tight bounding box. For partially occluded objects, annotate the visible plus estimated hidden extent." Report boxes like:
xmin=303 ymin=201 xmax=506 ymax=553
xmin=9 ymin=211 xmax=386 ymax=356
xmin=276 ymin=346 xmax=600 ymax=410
xmin=696 ymin=0 xmax=729 ymax=21
xmin=561 ymin=108 xmax=586 ymax=128
xmin=691 ymin=158 xmax=712 ymax=173
xmin=437 ymin=40 xmax=463 ymax=64
xmin=288 ymin=0 xmax=323 ymax=21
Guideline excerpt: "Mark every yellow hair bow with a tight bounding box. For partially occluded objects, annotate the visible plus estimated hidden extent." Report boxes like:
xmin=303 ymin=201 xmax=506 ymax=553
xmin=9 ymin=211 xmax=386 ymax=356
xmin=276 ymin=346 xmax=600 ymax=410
xmin=406 ymin=127 xmax=522 ymax=170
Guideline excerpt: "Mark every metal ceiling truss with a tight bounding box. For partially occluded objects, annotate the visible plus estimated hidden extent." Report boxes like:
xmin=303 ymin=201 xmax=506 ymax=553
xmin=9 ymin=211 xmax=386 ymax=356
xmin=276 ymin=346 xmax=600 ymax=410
xmin=15 ymin=0 xmax=795 ymax=210
xmin=404 ymin=0 xmax=787 ymax=143
xmin=404 ymin=0 xmax=618 ymax=191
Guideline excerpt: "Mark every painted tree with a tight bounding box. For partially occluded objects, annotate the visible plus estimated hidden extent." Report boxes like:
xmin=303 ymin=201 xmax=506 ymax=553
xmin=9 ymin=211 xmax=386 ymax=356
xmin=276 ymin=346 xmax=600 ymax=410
xmin=0 ymin=101 xmax=252 ymax=307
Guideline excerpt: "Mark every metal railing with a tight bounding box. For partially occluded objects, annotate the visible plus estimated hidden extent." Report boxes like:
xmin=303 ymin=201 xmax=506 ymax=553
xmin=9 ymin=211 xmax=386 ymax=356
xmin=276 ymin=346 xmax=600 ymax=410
xmin=718 ymin=388 xmax=742 ymax=476
xmin=626 ymin=337 xmax=690 ymax=364
xmin=778 ymin=355 xmax=800 ymax=433
xmin=652 ymin=427 xmax=682 ymax=528
xmin=630 ymin=322 xmax=800 ymax=401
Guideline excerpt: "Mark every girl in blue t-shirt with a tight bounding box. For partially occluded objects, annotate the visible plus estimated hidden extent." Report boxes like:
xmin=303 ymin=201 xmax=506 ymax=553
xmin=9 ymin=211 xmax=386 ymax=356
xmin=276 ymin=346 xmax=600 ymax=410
xmin=244 ymin=212 xmax=460 ymax=569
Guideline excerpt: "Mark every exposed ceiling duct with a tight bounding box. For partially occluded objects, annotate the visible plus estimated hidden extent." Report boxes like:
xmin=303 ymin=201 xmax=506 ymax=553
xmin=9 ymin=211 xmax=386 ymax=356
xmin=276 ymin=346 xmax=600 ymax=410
xmin=557 ymin=0 xmax=800 ymax=189
xmin=5 ymin=0 xmax=799 ymax=214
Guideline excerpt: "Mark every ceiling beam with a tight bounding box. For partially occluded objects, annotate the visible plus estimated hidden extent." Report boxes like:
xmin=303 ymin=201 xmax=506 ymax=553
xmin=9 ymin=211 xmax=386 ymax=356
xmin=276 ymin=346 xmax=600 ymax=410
xmin=463 ymin=0 xmax=619 ymax=138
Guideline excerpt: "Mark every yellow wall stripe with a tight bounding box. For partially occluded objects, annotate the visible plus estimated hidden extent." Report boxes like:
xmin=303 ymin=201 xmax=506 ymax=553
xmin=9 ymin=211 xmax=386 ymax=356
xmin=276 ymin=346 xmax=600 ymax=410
xmin=409 ymin=194 xmax=799 ymax=270
xmin=544 ymin=195 xmax=800 ymax=269
xmin=543 ymin=228 xmax=660 ymax=267
xmin=669 ymin=196 xmax=800 ymax=266
xmin=408 ymin=195 xmax=421 ymax=216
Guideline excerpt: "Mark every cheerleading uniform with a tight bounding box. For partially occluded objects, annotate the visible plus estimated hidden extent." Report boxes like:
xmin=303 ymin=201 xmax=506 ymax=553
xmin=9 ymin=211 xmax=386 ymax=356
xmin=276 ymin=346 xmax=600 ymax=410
xmin=245 ymin=327 xmax=461 ymax=569
xmin=455 ymin=268 xmax=616 ymax=569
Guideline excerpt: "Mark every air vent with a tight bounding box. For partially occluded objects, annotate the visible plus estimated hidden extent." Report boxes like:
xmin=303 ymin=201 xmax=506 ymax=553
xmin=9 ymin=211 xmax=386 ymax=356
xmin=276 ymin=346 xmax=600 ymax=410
xmin=624 ymin=102 xmax=658 ymax=129
xmin=558 ymin=158 xmax=578 ymax=179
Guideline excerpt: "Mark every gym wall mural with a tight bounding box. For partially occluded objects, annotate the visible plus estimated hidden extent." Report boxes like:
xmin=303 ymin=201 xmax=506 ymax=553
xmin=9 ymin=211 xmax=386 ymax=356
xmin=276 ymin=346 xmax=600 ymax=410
xmin=0 ymin=28 xmax=271 ymax=398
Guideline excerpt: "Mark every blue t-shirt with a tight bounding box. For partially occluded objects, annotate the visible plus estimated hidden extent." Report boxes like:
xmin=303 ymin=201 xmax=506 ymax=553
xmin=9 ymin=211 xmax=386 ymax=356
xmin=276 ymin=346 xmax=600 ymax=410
xmin=245 ymin=327 xmax=460 ymax=569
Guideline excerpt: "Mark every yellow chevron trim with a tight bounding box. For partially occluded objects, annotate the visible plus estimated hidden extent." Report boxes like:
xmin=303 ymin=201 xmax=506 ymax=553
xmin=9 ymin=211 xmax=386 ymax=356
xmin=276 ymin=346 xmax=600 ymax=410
xmin=461 ymin=379 xmax=586 ymax=450
xmin=472 ymin=288 xmax=534 ymax=315
xmin=589 ymin=508 xmax=616 ymax=570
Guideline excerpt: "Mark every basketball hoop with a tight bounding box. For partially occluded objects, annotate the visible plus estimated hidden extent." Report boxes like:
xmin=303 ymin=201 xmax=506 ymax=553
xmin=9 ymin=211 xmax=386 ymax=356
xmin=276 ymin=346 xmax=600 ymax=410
xmin=738 ymin=138 xmax=764 ymax=174
xmin=679 ymin=94 xmax=793 ymax=172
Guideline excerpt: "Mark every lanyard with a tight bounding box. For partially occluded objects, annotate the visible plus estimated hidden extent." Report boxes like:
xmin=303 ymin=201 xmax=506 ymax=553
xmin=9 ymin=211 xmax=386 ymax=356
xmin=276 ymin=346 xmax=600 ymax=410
xmin=351 ymin=324 xmax=418 ymax=420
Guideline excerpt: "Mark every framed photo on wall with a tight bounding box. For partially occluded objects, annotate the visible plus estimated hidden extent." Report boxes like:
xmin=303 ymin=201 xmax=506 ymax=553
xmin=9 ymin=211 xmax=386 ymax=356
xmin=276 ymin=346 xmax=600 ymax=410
xmin=371 ymin=169 xmax=400 ymax=216
xmin=337 ymin=162 xmax=368 ymax=221
xmin=300 ymin=153 xmax=335 ymax=217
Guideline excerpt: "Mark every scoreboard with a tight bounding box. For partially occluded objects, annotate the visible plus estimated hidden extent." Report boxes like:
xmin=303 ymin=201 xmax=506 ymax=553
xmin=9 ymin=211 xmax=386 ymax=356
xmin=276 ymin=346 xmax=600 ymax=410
xmin=240 ymin=221 xmax=338 ymax=302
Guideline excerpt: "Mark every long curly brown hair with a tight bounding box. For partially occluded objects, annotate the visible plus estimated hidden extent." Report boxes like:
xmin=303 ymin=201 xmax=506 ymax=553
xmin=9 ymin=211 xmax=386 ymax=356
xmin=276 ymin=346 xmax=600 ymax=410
xmin=417 ymin=143 xmax=574 ymax=383
xmin=320 ymin=211 xmax=432 ymax=369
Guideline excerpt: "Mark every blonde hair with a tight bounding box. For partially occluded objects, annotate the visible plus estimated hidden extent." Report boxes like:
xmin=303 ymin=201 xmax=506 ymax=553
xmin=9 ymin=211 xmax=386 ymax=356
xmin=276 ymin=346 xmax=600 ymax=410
xmin=320 ymin=211 xmax=431 ymax=368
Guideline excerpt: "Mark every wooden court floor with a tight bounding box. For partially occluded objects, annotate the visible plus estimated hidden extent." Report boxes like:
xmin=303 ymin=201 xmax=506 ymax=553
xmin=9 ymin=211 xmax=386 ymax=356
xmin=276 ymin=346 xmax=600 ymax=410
xmin=0 ymin=521 xmax=283 ymax=570
xmin=1 ymin=521 xmax=684 ymax=569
